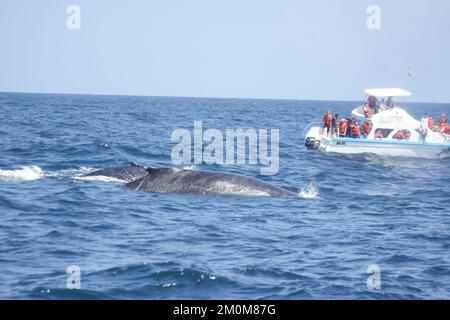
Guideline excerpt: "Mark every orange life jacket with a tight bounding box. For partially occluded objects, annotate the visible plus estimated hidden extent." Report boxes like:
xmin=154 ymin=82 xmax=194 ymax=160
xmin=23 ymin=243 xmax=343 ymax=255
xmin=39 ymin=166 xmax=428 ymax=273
xmin=444 ymin=125 xmax=450 ymax=135
xmin=352 ymin=125 xmax=361 ymax=136
xmin=362 ymin=123 xmax=371 ymax=136
xmin=339 ymin=122 xmax=347 ymax=135
xmin=428 ymin=117 xmax=435 ymax=130
xmin=438 ymin=117 xmax=448 ymax=129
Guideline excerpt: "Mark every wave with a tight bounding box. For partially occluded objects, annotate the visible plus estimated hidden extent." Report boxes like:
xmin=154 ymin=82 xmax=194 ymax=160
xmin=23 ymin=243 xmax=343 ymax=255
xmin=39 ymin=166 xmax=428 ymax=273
xmin=0 ymin=166 xmax=44 ymax=181
xmin=27 ymin=262 xmax=238 ymax=299
xmin=298 ymin=183 xmax=319 ymax=199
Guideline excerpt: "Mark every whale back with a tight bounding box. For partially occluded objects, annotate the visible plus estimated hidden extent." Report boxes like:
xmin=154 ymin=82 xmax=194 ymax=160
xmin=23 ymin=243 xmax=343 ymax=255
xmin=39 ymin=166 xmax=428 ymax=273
xmin=125 ymin=168 xmax=295 ymax=197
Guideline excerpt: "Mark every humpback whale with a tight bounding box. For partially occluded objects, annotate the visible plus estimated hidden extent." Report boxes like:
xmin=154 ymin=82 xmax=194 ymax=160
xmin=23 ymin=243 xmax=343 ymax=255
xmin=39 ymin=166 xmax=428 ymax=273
xmin=85 ymin=162 xmax=148 ymax=182
xmin=123 ymin=168 xmax=297 ymax=197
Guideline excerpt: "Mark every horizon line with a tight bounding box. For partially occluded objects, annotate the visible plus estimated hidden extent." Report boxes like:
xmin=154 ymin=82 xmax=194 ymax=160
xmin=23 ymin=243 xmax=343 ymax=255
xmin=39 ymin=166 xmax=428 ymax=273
xmin=1 ymin=90 xmax=449 ymax=105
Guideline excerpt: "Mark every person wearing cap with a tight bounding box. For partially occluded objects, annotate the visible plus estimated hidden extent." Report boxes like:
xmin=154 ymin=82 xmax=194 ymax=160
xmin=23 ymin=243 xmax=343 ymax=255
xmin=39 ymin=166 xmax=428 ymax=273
xmin=339 ymin=119 xmax=348 ymax=137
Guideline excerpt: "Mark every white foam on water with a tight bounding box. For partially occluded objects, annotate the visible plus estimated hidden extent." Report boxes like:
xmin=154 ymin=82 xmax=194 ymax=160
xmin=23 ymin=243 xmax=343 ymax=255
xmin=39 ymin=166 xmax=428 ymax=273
xmin=45 ymin=167 xmax=95 ymax=178
xmin=0 ymin=165 xmax=123 ymax=183
xmin=298 ymin=183 xmax=320 ymax=199
xmin=0 ymin=166 xmax=44 ymax=181
xmin=45 ymin=167 xmax=117 ymax=182
xmin=361 ymin=189 xmax=394 ymax=197
xmin=182 ymin=165 xmax=198 ymax=171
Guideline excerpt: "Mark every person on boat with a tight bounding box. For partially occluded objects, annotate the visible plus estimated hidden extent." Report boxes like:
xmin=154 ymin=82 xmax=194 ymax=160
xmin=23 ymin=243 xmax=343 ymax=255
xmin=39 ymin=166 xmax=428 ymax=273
xmin=394 ymin=130 xmax=411 ymax=140
xmin=428 ymin=114 xmax=436 ymax=131
xmin=362 ymin=120 xmax=372 ymax=138
xmin=345 ymin=116 xmax=353 ymax=137
xmin=386 ymin=97 xmax=394 ymax=109
xmin=323 ymin=111 xmax=333 ymax=136
xmin=351 ymin=122 xmax=361 ymax=138
xmin=393 ymin=130 xmax=406 ymax=140
xmin=374 ymin=129 xmax=384 ymax=139
xmin=368 ymin=95 xmax=380 ymax=114
xmin=339 ymin=119 xmax=348 ymax=137
xmin=363 ymin=104 xmax=372 ymax=118
xmin=403 ymin=130 xmax=411 ymax=140
xmin=420 ymin=114 xmax=429 ymax=143
xmin=331 ymin=113 xmax=339 ymax=137
xmin=438 ymin=113 xmax=448 ymax=131
xmin=444 ymin=124 xmax=450 ymax=135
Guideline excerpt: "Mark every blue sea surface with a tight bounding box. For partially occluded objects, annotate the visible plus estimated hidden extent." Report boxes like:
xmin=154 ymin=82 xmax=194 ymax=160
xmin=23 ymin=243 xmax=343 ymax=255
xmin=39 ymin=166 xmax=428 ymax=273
xmin=1 ymin=92 xmax=450 ymax=300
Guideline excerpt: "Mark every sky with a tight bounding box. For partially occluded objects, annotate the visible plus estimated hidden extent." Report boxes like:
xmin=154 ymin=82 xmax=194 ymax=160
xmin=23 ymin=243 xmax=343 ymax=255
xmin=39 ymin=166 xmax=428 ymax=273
xmin=1 ymin=0 xmax=449 ymax=103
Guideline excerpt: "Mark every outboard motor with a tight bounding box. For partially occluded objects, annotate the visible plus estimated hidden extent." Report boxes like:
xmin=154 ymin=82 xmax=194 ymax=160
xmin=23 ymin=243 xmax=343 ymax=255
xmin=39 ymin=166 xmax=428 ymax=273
xmin=305 ymin=137 xmax=320 ymax=150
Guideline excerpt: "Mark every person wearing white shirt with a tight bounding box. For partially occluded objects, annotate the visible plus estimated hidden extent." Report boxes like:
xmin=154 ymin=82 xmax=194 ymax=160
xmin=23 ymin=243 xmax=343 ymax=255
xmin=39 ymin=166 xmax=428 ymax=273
xmin=420 ymin=114 xmax=429 ymax=143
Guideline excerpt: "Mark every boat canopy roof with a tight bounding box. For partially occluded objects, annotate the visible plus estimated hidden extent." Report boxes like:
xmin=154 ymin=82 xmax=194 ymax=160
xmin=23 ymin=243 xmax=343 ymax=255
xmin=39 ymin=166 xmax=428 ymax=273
xmin=365 ymin=88 xmax=412 ymax=98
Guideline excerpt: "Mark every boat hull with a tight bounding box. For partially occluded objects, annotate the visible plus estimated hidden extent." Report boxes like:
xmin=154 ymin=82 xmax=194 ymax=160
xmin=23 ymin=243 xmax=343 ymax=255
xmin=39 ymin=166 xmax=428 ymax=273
xmin=324 ymin=139 xmax=450 ymax=159
xmin=305 ymin=127 xmax=450 ymax=159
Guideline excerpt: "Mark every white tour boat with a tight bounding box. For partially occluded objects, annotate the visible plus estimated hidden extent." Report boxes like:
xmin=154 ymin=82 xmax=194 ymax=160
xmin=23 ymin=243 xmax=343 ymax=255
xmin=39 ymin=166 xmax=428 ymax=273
xmin=304 ymin=88 xmax=450 ymax=159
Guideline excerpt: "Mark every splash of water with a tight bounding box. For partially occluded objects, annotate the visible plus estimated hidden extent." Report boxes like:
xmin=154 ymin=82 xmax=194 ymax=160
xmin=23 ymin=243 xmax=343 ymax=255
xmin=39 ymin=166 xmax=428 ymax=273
xmin=0 ymin=166 xmax=99 ymax=182
xmin=49 ymin=166 xmax=123 ymax=182
xmin=0 ymin=166 xmax=44 ymax=181
xmin=46 ymin=167 xmax=95 ymax=178
xmin=298 ymin=183 xmax=319 ymax=199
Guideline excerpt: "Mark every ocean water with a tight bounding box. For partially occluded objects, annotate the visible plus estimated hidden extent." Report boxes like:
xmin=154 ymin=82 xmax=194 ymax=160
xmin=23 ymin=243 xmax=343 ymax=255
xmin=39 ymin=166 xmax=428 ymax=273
xmin=1 ymin=92 xmax=450 ymax=300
